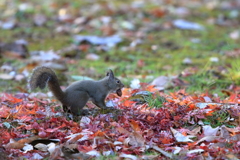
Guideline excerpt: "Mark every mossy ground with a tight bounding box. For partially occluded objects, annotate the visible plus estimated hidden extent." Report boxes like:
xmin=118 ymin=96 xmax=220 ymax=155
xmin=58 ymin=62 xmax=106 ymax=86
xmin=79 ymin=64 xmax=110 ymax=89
xmin=1 ymin=0 xmax=240 ymax=97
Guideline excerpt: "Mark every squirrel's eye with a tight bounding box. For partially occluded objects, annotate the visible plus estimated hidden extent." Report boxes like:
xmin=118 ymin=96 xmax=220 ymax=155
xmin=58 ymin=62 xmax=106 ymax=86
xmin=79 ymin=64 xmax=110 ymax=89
xmin=116 ymin=80 xmax=120 ymax=84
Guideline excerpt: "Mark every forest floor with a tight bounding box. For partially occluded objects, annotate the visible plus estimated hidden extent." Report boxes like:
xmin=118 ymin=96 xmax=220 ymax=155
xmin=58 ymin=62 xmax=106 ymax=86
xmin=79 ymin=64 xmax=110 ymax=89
xmin=0 ymin=0 xmax=239 ymax=159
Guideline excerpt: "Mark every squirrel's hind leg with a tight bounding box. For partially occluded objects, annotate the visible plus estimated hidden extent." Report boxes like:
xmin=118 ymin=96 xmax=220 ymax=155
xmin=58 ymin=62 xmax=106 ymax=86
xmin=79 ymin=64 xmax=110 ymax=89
xmin=67 ymin=91 xmax=90 ymax=116
xmin=62 ymin=105 xmax=70 ymax=113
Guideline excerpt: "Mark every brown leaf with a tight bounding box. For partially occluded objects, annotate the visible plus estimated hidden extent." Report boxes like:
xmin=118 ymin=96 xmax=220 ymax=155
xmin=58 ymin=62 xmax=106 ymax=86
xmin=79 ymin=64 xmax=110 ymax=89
xmin=5 ymin=136 xmax=39 ymax=149
xmin=0 ymin=105 xmax=11 ymax=118
xmin=149 ymin=8 xmax=166 ymax=18
xmin=225 ymin=49 xmax=240 ymax=58
xmin=225 ymin=154 xmax=239 ymax=160
xmin=1 ymin=42 xmax=29 ymax=59
xmin=127 ymin=131 xmax=145 ymax=148
xmin=117 ymin=127 xmax=130 ymax=135
xmin=62 ymin=144 xmax=92 ymax=160
xmin=187 ymin=126 xmax=201 ymax=136
xmin=129 ymin=119 xmax=141 ymax=132
xmin=66 ymin=133 xmax=84 ymax=144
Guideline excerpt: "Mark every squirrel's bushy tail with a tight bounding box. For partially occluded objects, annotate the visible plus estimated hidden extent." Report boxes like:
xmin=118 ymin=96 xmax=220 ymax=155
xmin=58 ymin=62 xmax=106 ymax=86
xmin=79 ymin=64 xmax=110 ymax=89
xmin=29 ymin=66 xmax=65 ymax=102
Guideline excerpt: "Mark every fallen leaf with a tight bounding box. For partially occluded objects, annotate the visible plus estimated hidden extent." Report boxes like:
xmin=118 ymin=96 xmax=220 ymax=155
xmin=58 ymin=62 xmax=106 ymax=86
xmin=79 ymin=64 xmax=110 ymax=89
xmin=48 ymin=144 xmax=62 ymax=160
xmin=1 ymin=19 xmax=16 ymax=29
xmin=85 ymin=53 xmax=100 ymax=61
xmin=46 ymin=123 xmax=67 ymax=133
xmin=170 ymin=127 xmax=195 ymax=143
xmin=187 ymin=126 xmax=201 ymax=136
xmin=0 ymin=73 xmax=14 ymax=80
xmin=5 ymin=136 xmax=39 ymax=149
xmin=202 ymin=125 xmax=219 ymax=136
xmin=187 ymin=149 xmax=204 ymax=154
xmin=30 ymin=50 xmax=60 ymax=62
xmin=130 ymin=79 xmax=141 ymax=89
xmin=1 ymin=42 xmax=28 ymax=58
xmin=151 ymin=76 xmax=173 ymax=90
xmin=34 ymin=143 xmax=48 ymax=151
xmin=127 ymin=131 xmax=145 ymax=148
xmin=173 ymin=19 xmax=205 ymax=30
xmin=86 ymin=150 xmax=101 ymax=157
xmin=73 ymin=35 xmax=122 ymax=47
xmin=33 ymin=14 xmax=47 ymax=26
xmin=196 ymin=136 xmax=218 ymax=145
xmin=129 ymin=119 xmax=141 ymax=132
xmin=119 ymin=153 xmax=138 ymax=160
xmin=152 ymin=145 xmax=173 ymax=158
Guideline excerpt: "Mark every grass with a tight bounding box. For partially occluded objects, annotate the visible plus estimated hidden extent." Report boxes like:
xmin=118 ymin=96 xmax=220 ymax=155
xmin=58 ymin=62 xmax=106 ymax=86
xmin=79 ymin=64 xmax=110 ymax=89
xmin=227 ymin=59 xmax=240 ymax=85
xmin=0 ymin=0 xmax=239 ymax=95
xmin=144 ymin=94 xmax=166 ymax=108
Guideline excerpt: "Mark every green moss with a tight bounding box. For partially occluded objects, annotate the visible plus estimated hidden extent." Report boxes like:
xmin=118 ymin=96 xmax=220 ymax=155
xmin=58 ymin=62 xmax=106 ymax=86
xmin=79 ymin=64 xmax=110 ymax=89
xmin=203 ymin=108 xmax=230 ymax=128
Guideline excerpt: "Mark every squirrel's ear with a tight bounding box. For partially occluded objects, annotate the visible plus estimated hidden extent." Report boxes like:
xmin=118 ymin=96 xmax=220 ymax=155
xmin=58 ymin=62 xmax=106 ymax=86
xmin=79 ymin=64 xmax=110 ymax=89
xmin=106 ymin=69 xmax=114 ymax=79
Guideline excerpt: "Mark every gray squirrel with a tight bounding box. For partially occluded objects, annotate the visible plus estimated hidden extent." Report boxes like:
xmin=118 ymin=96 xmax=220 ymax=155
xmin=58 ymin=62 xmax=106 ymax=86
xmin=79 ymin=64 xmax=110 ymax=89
xmin=29 ymin=66 xmax=124 ymax=115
